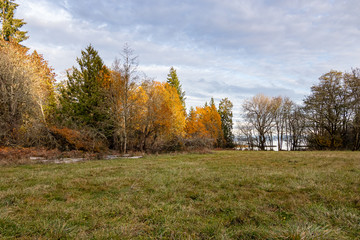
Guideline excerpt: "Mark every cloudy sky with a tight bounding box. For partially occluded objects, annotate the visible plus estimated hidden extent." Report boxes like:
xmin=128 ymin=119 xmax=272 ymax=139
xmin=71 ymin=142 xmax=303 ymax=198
xmin=17 ymin=0 xmax=360 ymax=118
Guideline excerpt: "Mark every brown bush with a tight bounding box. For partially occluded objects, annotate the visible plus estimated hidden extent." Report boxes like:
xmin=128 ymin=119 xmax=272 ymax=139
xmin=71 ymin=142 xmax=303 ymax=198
xmin=0 ymin=147 xmax=61 ymax=165
xmin=49 ymin=127 xmax=107 ymax=152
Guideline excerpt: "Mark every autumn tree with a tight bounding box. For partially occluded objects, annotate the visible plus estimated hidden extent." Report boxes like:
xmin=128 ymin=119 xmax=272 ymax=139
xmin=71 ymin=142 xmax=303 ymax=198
xmin=58 ymin=45 xmax=112 ymax=141
xmin=30 ymin=50 xmax=57 ymax=124
xmin=185 ymin=100 xmax=223 ymax=148
xmin=185 ymin=107 xmax=208 ymax=139
xmin=0 ymin=41 xmax=31 ymax=144
xmin=167 ymin=66 xmax=185 ymax=108
xmin=136 ymin=81 xmax=186 ymax=152
xmin=0 ymin=0 xmax=28 ymax=42
xmin=110 ymin=44 xmax=140 ymax=153
xmin=218 ymin=98 xmax=234 ymax=148
xmin=0 ymin=40 xmax=55 ymax=146
xmin=207 ymin=98 xmax=224 ymax=146
xmin=185 ymin=107 xmax=200 ymax=138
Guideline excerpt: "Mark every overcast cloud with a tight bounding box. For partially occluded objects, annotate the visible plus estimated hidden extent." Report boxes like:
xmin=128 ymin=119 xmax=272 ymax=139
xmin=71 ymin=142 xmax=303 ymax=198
xmin=17 ymin=0 xmax=360 ymax=119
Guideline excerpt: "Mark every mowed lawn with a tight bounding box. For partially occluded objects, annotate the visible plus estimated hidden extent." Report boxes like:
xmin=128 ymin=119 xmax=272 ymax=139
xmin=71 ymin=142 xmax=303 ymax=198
xmin=0 ymin=151 xmax=359 ymax=239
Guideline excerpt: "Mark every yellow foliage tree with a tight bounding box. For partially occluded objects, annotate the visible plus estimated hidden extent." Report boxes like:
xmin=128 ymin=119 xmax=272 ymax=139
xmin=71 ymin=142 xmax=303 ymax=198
xmin=185 ymin=100 xmax=223 ymax=147
xmin=0 ymin=40 xmax=56 ymax=145
xmin=136 ymin=81 xmax=186 ymax=151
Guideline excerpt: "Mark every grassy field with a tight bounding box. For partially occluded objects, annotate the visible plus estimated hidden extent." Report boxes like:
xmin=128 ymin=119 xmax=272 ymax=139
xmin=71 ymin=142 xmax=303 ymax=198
xmin=0 ymin=151 xmax=359 ymax=239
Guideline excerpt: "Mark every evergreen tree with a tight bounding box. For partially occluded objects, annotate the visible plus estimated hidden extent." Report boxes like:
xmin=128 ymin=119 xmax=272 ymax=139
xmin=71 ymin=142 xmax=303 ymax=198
xmin=167 ymin=67 xmax=186 ymax=107
xmin=218 ymin=98 xmax=234 ymax=148
xmin=59 ymin=45 xmax=111 ymax=136
xmin=209 ymin=97 xmax=215 ymax=107
xmin=0 ymin=0 xmax=28 ymax=42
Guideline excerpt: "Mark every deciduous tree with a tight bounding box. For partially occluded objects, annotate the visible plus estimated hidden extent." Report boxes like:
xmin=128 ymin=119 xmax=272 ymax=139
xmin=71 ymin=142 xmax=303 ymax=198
xmin=0 ymin=40 xmax=55 ymax=146
xmin=242 ymin=94 xmax=274 ymax=150
xmin=287 ymin=104 xmax=306 ymax=151
xmin=345 ymin=68 xmax=360 ymax=150
xmin=303 ymin=71 xmax=351 ymax=150
xmin=185 ymin=100 xmax=223 ymax=147
xmin=136 ymin=81 xmax=186 ymax=152
xmin=111 ymin=44 xmax=139 ymax=153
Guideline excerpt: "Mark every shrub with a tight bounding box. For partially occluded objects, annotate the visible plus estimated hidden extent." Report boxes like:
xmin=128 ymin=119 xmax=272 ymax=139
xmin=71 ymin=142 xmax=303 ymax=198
xmin=49 ymin=127 xmax=107 ymax=152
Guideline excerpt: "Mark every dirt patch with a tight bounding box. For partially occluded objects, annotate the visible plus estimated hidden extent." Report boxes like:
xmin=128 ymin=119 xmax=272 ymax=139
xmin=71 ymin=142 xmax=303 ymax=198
xmin=0 ymin=147 xmax=143 ymax=165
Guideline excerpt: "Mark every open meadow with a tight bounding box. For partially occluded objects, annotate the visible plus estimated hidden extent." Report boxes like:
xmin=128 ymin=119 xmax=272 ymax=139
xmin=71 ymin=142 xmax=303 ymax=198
xmin=0 ymin=151 xmax=359 ymax=239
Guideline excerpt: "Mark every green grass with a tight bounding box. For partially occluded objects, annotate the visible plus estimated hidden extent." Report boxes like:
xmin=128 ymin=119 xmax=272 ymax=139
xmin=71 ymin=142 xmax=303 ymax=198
xmin=0 ymin=151 xmax=359 ymax=239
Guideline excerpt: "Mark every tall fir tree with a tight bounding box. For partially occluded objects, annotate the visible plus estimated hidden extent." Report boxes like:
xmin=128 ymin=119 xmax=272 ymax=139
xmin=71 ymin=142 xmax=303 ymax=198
xmin=209 ymin=97 xmax=215 ymax=107
xmin=0 ymin=0 xmax=28 ymax=42
xmin=218 ymin=98 xmax=234 ymax=148
xmin=59 ymin=45 xmax=112 ymax=136
xmin=167 ymin=66 xmax=186 ymax=107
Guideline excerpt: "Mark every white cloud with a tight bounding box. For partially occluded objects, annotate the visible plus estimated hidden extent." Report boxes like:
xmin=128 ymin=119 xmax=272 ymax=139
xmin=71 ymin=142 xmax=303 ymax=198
xmin=14 ymin=0 xmax=360 ymax=114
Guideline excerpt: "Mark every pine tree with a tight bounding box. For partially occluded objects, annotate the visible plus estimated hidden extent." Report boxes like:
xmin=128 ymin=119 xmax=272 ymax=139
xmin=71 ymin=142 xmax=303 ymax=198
xmin=59 ymin=45 xmax=111 ymax=136
xmin=0 ymin=0 xmax=28 ymax=42
xmin=167 ymin=67 xmax=186 ymax=107
xmin=209 ymin=97 xmax=215 ymax=107
xmin=218 ymin=98 xmax=234 ymax=148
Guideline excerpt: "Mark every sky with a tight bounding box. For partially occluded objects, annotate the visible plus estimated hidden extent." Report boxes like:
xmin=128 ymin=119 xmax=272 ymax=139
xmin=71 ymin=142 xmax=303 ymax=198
xmin=16 ymin=0 xmax=360 ymax=120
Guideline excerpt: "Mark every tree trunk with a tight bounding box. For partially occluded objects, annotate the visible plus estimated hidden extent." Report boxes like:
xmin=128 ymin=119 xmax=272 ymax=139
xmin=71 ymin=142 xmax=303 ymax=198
xmin=123 ymin=114 xmax=127 ymax=154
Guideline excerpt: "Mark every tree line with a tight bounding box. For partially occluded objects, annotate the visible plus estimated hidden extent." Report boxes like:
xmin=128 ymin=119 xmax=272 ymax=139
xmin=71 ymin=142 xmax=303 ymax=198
xmin=0 ymin=0 xmax=236 ymax=153
xmin=0 ymin=41 xmax=235 ymax=152
xmin=1 ymin=0 xmax=360 ymax=153
xmin=238 ymin=70 xmax=360 ymax=151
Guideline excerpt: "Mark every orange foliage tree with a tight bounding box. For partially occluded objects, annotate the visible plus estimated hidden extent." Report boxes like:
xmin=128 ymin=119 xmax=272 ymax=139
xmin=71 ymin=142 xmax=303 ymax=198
xmin=185 ymin=99 xmax=223 ymax=148
xmin=135 ymin=81 xmax=186 ymax=151
xmin=107 ymin=56 xmax=140 ymax=152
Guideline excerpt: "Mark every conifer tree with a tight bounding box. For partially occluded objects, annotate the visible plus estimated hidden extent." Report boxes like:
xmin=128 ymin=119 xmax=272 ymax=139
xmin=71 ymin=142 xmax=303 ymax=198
xmin=167 ymin=67 xmax=186 ymax=107
xmin=218 ymin=98 xmax=234 ymax=148
xmin=209 ymin=97 xmax=215 ymax=107
xmin=59 ymin=45 xmax=111 ymax=136
xmin=0 ymin=0 xmax=28 ymax=42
